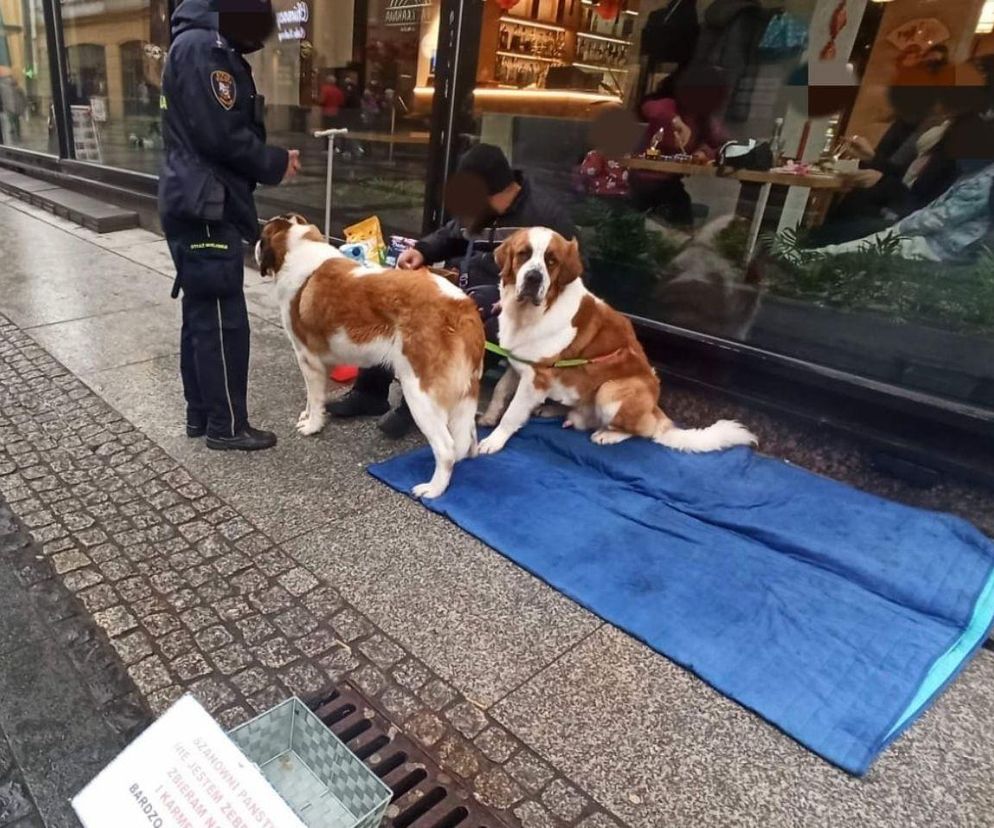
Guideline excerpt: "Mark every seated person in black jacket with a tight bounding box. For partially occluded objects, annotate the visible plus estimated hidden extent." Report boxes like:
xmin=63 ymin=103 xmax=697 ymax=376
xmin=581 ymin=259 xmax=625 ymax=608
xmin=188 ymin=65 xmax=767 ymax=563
xmin=328 ymin=143 xmax=577 ymax=439
xmin=807 ymin=68 xmax=959 ymax=247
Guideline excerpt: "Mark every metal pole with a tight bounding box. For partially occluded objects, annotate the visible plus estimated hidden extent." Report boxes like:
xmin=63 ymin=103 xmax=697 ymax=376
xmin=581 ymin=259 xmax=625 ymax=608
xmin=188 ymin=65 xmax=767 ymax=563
xmin=314 ymin=127 xmax=348 ymax=241
xmin=389 ymin=105 xmax=396 ymax=165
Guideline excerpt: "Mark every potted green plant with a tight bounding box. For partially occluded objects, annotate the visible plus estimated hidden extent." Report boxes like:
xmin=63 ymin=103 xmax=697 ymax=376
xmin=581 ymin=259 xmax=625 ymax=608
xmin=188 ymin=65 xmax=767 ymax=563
xmin=575 ymin=200 xmax=679 ymax=311
xmin=761 ymin=227 xmax=994 ymax=334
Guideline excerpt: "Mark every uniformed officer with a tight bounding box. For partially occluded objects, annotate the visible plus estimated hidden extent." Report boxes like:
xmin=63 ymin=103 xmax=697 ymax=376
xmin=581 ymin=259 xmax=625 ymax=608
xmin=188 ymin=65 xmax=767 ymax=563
xmin=159 ymin=0 xmax=300 ymax=451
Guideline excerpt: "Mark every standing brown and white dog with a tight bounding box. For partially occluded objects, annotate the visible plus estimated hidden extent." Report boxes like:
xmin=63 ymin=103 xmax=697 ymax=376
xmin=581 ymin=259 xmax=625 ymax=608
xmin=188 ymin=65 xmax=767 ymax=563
xmin=478 ymin=227 xmax=756 ymax=454
xmin=256 ymin=214 xmax=485 ymax=498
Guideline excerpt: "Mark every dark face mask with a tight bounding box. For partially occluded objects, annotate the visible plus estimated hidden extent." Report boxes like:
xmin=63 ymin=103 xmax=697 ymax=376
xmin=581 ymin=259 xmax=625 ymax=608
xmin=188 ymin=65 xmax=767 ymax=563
xmin=219 ymin=0 xmax=276 ymax=53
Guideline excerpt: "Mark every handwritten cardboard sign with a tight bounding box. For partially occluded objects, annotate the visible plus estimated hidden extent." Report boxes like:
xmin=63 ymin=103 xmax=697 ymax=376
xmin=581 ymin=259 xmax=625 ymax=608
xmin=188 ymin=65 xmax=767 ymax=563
xmin=73 ymin=695 xmax=307 ymax=828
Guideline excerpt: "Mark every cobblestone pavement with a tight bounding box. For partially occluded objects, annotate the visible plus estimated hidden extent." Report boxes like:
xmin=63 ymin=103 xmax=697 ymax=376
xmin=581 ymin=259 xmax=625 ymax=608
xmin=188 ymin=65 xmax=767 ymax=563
xmin=0 ymin=315 xmax=612 ymax=827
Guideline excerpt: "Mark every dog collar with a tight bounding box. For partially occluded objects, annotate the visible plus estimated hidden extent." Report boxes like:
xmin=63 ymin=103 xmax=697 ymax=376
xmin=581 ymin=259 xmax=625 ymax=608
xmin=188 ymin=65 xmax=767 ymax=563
xmin=485 ymin=341 xmax=626 ymax=369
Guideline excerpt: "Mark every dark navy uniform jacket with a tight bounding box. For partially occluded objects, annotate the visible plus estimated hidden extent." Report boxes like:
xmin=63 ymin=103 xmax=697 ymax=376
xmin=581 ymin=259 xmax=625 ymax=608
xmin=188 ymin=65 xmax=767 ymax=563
xmin=158 ymin=0 xmax=287 ymax=241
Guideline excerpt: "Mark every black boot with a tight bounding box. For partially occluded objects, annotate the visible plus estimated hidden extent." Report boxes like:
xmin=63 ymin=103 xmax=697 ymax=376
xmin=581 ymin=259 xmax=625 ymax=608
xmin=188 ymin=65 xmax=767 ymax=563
xmin=378 ymin=399 xmax=415 ymax=440
xmin=327 ymin=366 xmax=392 ymax=418
xmin=206 ymin=425 xmax=278 ymax=452
xmin=327 ymin=388 xmax=391 ymax=418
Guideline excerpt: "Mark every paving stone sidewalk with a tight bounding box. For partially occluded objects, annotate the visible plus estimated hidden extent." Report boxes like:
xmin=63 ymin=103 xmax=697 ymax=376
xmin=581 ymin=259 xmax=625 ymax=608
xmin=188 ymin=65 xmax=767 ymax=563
xmin=0 ymin=313 xmax=615 ymax=828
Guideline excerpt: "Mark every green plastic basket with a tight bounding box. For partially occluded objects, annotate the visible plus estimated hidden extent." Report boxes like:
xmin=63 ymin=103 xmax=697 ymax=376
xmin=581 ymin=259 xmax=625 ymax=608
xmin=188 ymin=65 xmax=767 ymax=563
xmin=228 ymin=697 xmax=392 ymax=828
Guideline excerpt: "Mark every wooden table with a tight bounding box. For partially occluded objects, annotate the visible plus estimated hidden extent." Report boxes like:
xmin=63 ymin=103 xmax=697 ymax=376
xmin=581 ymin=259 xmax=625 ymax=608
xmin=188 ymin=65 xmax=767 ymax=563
xmin=622 ymin=157 xmax=845 ymax=261
xmin=345 ymin=130 xmax=431 ymax=145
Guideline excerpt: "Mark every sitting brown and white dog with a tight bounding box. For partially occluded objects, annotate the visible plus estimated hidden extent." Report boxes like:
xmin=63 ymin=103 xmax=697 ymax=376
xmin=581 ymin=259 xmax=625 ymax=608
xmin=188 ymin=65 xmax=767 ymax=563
xmin=256 ymin=214 xmax=485 ymax=498
xmin=478 ymin=227 xmax=756 ymax=455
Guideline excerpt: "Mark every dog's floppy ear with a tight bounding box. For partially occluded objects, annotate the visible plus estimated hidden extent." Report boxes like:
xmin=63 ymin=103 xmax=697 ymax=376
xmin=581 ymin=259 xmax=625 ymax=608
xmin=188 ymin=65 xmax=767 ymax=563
xmin=257 ymin=220 xmax=289 ymax=278
xmin=495 ymin=238 xmax=515 ymax=285
xmin=560 ymin=237 xmax=584 ymax=285
xmin=258 ymin=240 xmax=279 ymax=278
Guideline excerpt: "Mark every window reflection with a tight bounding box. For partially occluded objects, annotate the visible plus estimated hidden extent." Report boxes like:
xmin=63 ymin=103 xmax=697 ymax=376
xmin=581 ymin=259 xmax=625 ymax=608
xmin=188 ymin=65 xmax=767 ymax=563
xmin=58 ymin=0 xmax=170 ymax=170
xmin=0 ymin=0 xmax=54 ymax=154
xmin=250 ymin=0 xmax=441 ymax=236
xmin=455 ymin=0 xmax=994 ymax=409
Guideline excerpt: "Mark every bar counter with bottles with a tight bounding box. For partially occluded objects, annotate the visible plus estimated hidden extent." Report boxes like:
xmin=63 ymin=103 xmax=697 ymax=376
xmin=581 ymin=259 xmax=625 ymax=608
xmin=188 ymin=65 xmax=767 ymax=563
xmin=473 ymin=0 xmax=640 ymax=117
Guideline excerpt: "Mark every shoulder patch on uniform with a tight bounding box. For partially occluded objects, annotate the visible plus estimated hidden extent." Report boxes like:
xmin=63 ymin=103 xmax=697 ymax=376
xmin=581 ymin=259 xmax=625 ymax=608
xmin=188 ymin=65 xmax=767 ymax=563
xmin=210 ymin=70 xmax=236 ymax=110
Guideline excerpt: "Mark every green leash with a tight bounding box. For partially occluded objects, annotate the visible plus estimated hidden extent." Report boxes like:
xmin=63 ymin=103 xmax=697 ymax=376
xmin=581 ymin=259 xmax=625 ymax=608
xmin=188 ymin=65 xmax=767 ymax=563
xmin=485 ymin=341 xmax=621 ymax=369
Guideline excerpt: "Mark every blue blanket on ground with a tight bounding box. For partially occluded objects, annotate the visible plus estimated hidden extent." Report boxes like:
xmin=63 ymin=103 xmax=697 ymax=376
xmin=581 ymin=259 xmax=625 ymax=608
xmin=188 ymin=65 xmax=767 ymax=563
xmin=369 ymin=421 xmax=994 ymax=775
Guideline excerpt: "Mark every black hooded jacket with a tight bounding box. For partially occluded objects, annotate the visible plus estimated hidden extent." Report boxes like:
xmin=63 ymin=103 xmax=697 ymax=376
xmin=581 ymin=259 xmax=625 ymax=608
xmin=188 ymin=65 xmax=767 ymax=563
xmin=158 ymin=0 xmax=287 ymax=240
xmin=415 ymin=173 xmax=577 ymax=290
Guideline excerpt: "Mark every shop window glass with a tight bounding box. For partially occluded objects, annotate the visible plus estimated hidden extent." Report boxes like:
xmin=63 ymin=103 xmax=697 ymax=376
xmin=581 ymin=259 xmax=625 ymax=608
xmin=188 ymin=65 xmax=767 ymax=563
xmin=59 ymin=0 xmax=170 ymax=172
xmin=447 ymin=0 xmax=994 ymax=413
xmin=0 ymin=0 xmax=55 ymax=154
xmin=249 ymin=0 xmax=442 ymax=238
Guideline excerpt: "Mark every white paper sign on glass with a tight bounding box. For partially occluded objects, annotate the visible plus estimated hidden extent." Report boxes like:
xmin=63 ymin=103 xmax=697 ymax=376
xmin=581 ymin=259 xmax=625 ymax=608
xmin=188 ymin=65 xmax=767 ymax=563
xmin=72 ymin=694 xmax=307 ymax=828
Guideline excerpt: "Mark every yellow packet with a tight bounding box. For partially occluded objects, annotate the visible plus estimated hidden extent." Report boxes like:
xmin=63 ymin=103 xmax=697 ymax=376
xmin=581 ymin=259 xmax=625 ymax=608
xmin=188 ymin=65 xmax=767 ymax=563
xmin=344 ymin=216 xmax=387 ymax=265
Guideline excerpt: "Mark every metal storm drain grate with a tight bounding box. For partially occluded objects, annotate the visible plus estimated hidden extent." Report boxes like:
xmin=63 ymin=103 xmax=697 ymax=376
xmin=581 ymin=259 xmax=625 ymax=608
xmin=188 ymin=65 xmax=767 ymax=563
xmin=308 ymin=685 xmax=511 ymax=828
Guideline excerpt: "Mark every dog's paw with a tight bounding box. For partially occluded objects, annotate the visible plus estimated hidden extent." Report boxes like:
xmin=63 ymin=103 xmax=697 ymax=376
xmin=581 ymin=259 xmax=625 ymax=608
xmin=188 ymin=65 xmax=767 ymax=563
xmin=297 ymin=409 xmax=310 ymax=426
xmin=591 ymin=428 xmax=632 ymax=446
xmin=477 ymin=411 xmax=500 ymax=428
xmin=297 ymin=414 xmax=326 ymax=436
xmin=478 ymin=432 xmax=507 ymax=455
xmin=412 ymin=481 xmax=447 ymax=500
xmin=566 ymin=410 xmax=592 ymax=431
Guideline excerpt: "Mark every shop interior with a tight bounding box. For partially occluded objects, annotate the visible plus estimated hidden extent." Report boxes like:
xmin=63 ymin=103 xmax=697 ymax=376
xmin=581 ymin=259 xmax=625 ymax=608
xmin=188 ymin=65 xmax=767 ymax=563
xmin=2 ymin=0 xmax=993 ymax=412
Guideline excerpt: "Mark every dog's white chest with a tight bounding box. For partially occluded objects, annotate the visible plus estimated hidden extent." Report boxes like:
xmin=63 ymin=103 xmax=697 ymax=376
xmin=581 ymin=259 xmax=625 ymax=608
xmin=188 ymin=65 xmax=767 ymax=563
xmin=547 ymin=379 xmax=581 ymax=405
xmin=499 ymin=279 xmax=586 ymax=363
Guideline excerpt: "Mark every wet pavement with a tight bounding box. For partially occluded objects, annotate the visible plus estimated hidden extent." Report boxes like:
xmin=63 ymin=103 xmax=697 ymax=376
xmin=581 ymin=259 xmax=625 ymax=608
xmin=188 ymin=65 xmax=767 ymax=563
xmin=2 ymin=192 xmax=994 ymax=828
xmin=1 ymin=494 xmax=150 ymax=828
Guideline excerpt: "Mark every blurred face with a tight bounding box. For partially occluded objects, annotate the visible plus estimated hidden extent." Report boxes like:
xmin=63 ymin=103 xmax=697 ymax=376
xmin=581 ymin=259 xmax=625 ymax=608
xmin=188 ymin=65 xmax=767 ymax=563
xmin=444 ymin=171 xmax=492 ymax=232
xmin=676 ymin=83 xmax=727 ymax=118
xmin=218 ymin=0 xmax=276 ymax=53
xmin=589 ymin=106 xmax=642 ymax=157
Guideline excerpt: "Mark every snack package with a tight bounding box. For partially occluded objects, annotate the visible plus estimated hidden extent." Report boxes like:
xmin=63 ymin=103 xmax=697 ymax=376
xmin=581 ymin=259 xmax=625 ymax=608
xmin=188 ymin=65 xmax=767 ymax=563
xmin=386 ymin=235 xmax=417 ymax=267
xmin=344 ymin=216 xmax=387 ymax=266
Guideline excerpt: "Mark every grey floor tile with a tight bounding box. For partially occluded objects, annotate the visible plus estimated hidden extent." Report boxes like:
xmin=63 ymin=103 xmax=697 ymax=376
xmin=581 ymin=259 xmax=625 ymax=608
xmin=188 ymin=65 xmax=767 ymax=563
xmin=243 ymin=282 xmax=283 ymax=326
xmin=493 ymin=626 xmax=994 ymax=828
xmin=287 ymin=499 xmax=602 ymax=706
xmin=0 ymin=205 xmax=163 ymax=329
xmin=112 ymin=240 xmax=177 ymax=277
xmin=82 ymin=323 xmax=412 ymax=543
xmin=87 ymin=228 xmax=161 ymax=249
xmin=82 ymin=352 xmax=185 ymax=446
xmin=171 ymin=428 xmax=386 ymax=543
xmin=3 ymin=204 xmax=81 ymax=236
xmin=31 ymin=303 xmax=180 ymax=376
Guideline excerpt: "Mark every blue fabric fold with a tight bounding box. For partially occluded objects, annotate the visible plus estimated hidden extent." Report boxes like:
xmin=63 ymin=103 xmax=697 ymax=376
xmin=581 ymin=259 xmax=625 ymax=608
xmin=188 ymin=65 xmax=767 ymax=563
xmin=369 ymin=420 xmax=994 ymax=774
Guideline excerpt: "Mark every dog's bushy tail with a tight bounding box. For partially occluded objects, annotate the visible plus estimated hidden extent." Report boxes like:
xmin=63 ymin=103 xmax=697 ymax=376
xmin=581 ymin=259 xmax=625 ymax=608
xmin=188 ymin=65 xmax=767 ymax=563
xmin=653 ymin=418 xmax=757 ymax=453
